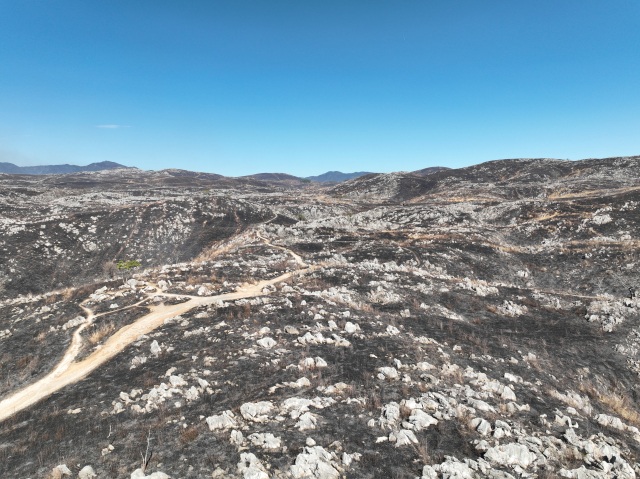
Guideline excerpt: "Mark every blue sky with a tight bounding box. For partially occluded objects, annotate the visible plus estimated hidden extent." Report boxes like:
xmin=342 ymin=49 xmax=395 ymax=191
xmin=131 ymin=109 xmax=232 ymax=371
xmin=1 ymin=1 xmax=639 ymax=176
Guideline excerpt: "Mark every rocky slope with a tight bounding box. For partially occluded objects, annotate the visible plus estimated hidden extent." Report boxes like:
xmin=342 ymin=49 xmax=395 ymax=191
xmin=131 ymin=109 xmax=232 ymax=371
xmin=305 ymin=172 xmax=374 ymax=183
xmin=330 ymin=156 xmax=640 ymax=203
xmin=0 ymin=157 xmax=639 ymax=478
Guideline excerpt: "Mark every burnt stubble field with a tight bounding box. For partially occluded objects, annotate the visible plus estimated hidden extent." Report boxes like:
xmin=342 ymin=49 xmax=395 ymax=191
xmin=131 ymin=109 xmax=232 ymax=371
xmin=1 ymin=157 xmax=640 ymax=478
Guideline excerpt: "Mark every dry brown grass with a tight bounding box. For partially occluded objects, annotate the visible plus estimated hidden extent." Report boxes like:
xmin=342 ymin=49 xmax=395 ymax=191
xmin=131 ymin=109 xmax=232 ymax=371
xmin=411 ymin=195 xmax=495 ymax=204
xmin=44 ymin=293 xmax=63 ymax=305
xmin=412 ymin=439 xmax=431 ymax=464
xmin=48 ymin=468 xmax=65 ymax=479
xmin=16 ymin=354 xmax=37 ymax=371
xmin=408 ymin=233 xmax=467 ymax=243
xmin=532 ymin=212 xmax=561 ymax=222
xmin=185 ymin=275 xmax=203 ymax=286
xmin=579 ymin=380 xmax=640 ymax=426
xmin=561 ymin=445 xmax=584 ymax=464
xmin=179 ymin=425 xmax=200 ymax=445
xmin=548 ymin=185 xmax=640 ymax=200
xmin=88 ymin=322 xmax=115 ymax=345
xmin=565 ymin=239 xmax=640 ymax=251
xmin=195 ymin=232 xmax=252 ymax=262
xmin=364 ymin=390 xmax=382 ymax=412
xmin=599 ymin=393 xmax=640 ymax=425
xmin=61 ymin=287 xmax=75 ymax=301
xmin=399 ymin=404 xmax=413 ymax=421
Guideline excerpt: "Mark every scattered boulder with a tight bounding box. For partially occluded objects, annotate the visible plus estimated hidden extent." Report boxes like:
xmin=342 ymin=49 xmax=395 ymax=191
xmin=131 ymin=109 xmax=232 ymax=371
xmin=291 ymin=446 xmax=341 ymax=479
xmin=484 ymin=443 xmax=537 ymax=469
xmin=390 ymin=429 xmax=418 ymax=447
xmin=470 ymin=417 xmax=492 ymax=436
xmin=150 ymin=340 xmax=161 ymax=357
xmin=409 ymin=409 xmax=438 ymax=431
xmin=248 ymin=432 xmax=282 ymax=450
xmin=206 ymin=410 xmax=238 ymax=430
xmin=240 ymin=401 xmax=274 ymax=422
xmin=78 ymin=465 xmax=97 ymax=479
xmin=237 ymin=452 xmax=269 ymax=479
xmin=256 ymin=337 xmax=277 ymax=349
xmin=377 ymin=367 xmax=399 ymax=380
xmin=130 ymin=469 xmax=170 ymax=479
xmin=51 ymin=464 xmax=72 ymax=478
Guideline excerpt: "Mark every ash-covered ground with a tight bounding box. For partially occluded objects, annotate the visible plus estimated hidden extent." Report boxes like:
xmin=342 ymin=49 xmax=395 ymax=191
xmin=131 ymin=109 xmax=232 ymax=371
xmin=1 ymin=157 xmax=640 ymax=479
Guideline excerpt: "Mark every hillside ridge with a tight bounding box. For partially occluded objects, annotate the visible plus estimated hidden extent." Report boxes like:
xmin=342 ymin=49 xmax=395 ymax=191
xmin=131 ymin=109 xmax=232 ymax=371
xmin=1 ymin=154 xmax=639 ymax=478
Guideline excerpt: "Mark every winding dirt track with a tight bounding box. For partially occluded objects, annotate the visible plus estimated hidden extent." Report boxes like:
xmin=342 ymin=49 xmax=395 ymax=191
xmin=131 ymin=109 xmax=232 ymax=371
xmin=0 ymin=242 xmax=313 ymax=423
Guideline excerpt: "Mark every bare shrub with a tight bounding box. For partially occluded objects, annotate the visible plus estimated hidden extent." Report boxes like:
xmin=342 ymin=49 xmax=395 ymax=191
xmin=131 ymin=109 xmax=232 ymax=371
xmin=365 ymin=391 xmax=382 ymax=412
xmin=103 ymin=261 xmax=118 ymax=279
xmin=88 ymin=322 xmax=115 ymax=345
xmin=412 ymin=439 xmax=431 ymax=464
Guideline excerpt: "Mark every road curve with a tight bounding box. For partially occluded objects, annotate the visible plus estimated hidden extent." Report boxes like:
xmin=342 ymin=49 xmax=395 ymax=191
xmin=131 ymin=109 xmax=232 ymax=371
xmin=0 ymin=263 xmax=314 ymax=423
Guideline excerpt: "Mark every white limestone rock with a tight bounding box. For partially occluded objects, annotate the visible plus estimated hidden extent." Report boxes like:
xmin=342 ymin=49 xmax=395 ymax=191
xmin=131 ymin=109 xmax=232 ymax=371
xmin=344 ymin=321 xmax=360 ymax=333
xmin=237 ymin=452 xmax=269 ymax=479
xmin=484 ymin=443 xmax=537 ymax=468
xmin=594 ymin=413 xmax=626 ymax=431
xmin=169 ymin=375 xmax=187 ymax=387
xmin=284 ymin=325 xmax=299 ymax=335
xmin=281 ymin=397 xmax=315 ymax=418
xmin=150 ymin=340 xmax=161 ymax=357
xmin=206 ymin=410 xmax=238 ymax=430
xmin=470 ymin=417 xmax=492 ymax=436
xmin=314 ymin=357 xmax=328 ymax=368
xmin=290 ymin=446 xmax=341 ymax=479
xmin=498 ymin=300 xmax=528 ymax=317
xmin=467 ymin=398 xmax=496 ymax=413
xmin=257 ymin=337 xmax=277 ymax=349
xmin=78 ymin=465 xmax=97 ymax=479
xmin=409 ymin=409 xmax=438 ymax=431
xmin=101 ymin=444 xmax=115 ymax=456
xmin=131 ymin=470 xmax=170 ymax=479
xmin=287 ymin=377 xmax=311 ymax=389
xmin=240 ymin=401 xmax=274 ymax=423
xmin=248 ymin=432 xmax=282 ymax=450
xmin=415 ymin=361 xmax=435 ymax=371
xmin=559 ymin=466 xmax=611 ymax=478
xmin=390 ymin=429 xmax=419 ymax=447
xmin=230 ymin=430 xmax=245 ymax=446
xmin=52 ymin=464 xmax=72 ymax=477
xmin=386 ymin=325 xmax=400 ymax=335
xmin=296 ymin=411 xmax=318 ymax=430
xmin=379 ymin=402 xmax=401 ymax=429
xmin=422 ymin=461 xmax=474 ymax=479
xmin=377 ymin=366 xmax=399 ymax=380
xmin=341 ymin=452 xmax=361 ymax=467
xmin=501 ymin=385 xmax=517 ymax=401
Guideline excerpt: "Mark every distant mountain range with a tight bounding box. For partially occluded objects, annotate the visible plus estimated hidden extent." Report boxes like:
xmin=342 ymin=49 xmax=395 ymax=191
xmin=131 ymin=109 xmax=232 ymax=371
xmin=0 ymin=161 xmax=129 ymax=175
xmin=0 ymin=162 xmax=451 ymax=184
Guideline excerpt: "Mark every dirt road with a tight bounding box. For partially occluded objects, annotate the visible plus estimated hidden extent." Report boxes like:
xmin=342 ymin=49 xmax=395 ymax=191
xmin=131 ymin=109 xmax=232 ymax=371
xmin=0 ymin=247 xmax=313 ymax=423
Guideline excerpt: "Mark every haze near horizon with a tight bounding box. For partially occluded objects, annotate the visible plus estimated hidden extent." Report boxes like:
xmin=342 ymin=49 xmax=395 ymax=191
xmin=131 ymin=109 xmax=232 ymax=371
xmin=1 ymin=1 xmax=639 ymax=176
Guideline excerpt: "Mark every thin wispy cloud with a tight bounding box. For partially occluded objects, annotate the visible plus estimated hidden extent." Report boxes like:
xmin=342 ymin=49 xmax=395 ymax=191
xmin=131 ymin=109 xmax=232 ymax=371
xmin=95 ymin=124 xmax=130 ymax=129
